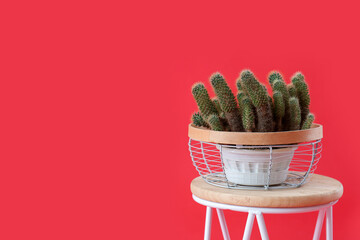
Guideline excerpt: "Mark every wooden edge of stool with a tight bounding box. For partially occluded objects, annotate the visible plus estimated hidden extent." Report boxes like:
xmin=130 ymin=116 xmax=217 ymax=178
xmin=190 ymin=174 xmax=343 ymax=208
xmin=188 ymin=123 xmax=323 ymax=145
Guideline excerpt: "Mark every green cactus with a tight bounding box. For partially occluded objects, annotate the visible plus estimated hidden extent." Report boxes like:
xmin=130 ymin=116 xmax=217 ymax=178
xmin=219 ymin=111 xmax=226 ymax=119
xmin=237 ymin=90 xmax=246 ymax=113
xmin=272 ymin=80 xmax=289 ymax=100
xmin=240 ymin=70 xmax=273 ymax=132
xmin=192 ymin=112 xmax=209 ymax=128
xmin=191 ymin=83 xmax=218 ymax=122
xmin=212 ymin=97 xmax=222 ymax=114
xmin=301 ymin=113 xmax=315 ymax=130
xmin=268 ymin=95 xmax=274 ymax=114
xmin=292 ymin=72 xmax=310 ymax=125
xmin=211 ymin=97 xmax=231 ymax=128
xmin=292 ymin=72 xmax=305 ymax=81
xmin=212 ymin=97 xmax=230 ymax=129
xmin=268 ymin=95 xmax=276 ymax=130
xmin=191 ymin=69 xmax=314 ymax=133
xmin=268 ymin=71 xmax=284 ymax=85
xmin=207 ymin=114 xmax=224 ymax=131
xmin=289 ymin=97 xmax=301 ymax=130
xmin=242 ymin=97 xmax=256 ymax=132
xmin=287 ymin=83 xmax=297 ymax=97
xmin=236 ymin=77 xmax=243 ymax=91
xmin=273 ymin=91 xmax=285 ymax=131
xmin=271 ymin=79 xmax=291 ymax=130
xmin=210 ymin=73 xmax=243 ymax=131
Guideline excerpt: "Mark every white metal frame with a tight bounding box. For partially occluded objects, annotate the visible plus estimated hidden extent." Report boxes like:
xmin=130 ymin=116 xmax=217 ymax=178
xmin=193 ymin=195 xmax=337 ymax=240
xmin=189 ymin=138 xmax=322 ymax=190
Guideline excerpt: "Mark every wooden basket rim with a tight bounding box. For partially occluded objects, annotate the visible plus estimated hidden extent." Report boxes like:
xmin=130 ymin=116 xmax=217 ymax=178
xmin=188 ymin=123 xmax=323 ymax=145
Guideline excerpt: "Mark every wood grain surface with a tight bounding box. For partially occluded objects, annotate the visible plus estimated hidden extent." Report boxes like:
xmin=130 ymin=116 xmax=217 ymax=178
xmin=190 ymin=174 xmax=343 ymax=208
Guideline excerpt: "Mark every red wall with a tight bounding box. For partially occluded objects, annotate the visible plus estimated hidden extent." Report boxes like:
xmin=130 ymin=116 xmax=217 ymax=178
xmin=1 ymin=0 xmax=359 ymax=239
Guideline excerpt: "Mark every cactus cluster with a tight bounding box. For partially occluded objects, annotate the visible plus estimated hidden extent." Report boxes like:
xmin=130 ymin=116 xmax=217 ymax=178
xmin=191 ymin=70 xmax=315 ymax=132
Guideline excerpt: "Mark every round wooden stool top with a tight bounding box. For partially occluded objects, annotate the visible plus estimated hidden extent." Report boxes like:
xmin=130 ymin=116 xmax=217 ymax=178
xmin=191 ymin=174 xmax=343 ymax=208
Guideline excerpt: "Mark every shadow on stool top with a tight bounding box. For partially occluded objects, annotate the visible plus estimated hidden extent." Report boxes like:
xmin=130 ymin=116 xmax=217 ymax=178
xmin=190 ymin=174 xmax=343 ymax=208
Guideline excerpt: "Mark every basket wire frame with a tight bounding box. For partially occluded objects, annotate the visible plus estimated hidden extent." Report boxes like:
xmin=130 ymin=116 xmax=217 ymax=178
xmin=189 ymin=138 xmax=322 ymax=190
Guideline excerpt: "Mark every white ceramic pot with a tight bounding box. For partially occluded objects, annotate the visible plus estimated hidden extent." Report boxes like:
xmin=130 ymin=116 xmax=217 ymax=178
xmin=219 ymin=146 xmax=296 ymax=186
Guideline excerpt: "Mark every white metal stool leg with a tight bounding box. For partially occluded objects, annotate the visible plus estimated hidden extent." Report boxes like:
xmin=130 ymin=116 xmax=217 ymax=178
xmin=204 ymin=207 xmax=213 ymax=240
xmin=326 ymin=206 xmax=333 ymax=240
xmin=256 ymin=212 xmax=269 ymax=240
xmin=193 ymin=195 xmax=338 ymax=240
xmin=243 ymin=212 xmax=255 ymax=240
xmin=313 ymin=209 xmax=325 ymax=240
xmin=216 ymin=209 xmax=230 ymax=240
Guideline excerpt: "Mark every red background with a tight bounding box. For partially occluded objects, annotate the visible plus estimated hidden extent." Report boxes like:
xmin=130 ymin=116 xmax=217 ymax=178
xmin=0 ymin=0 xmax=359 ymax=239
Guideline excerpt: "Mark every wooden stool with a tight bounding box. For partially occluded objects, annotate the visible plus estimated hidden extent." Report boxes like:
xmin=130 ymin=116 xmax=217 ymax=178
xmin=191 ymin=174 xmax=343 ymax=240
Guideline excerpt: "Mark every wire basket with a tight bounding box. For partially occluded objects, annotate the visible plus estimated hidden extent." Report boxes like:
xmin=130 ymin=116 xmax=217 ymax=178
xmin=188 ymin=138 xmax=322 ymax=190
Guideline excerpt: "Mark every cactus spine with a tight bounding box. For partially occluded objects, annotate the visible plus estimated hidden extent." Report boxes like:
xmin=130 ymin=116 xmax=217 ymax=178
xmin=301 ymin=113 xmax=315 ymax=130
xmin=242 ymin=97 xmax=256 ymax=132
xmin=273 ymin=91 xmax=285 ymax=131
xmin=192 ymin=112 xmax=208 ymax=128
xmin=289 ymin=97 xmax=301 ymax=130
xmin=292 ymin=72 xmax=310 ymax=125
xmin=240 ymin=70 xmax=273 ymax=132
xmin=210 ymin=73 xmax=243 ymax=131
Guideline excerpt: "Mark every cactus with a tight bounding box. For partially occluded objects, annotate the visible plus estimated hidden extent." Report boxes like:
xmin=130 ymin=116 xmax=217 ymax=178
xmin=273 ymin=91 xmax=285 ymax=131
xmin=191 ymin=70 xmax=314 ymax=133
xmin=212 ymin=97 xmax=230 ymax=130
xmin=287 ymin=83 xmax=297 ymax=97
xmin=237 ymin=90 xmax=246 ymax=113
xmin=272 ymin=80 xmax=289 ymax=101
xmin=240 ymin=70 xmax=273 ymax=132
xmin=242 ymin=97 xmax=256 ymax=132
xmin=210 ymin=73 xmax=243 ymax=131
xmin=207 ymin=114 xmax=224 ymax=131
xmin=268 ymin=95 xmax=274 ymax=115
xmin=236 ymin=77 xmax=243 ymax=91
xmin=289 ymin=97 xmax=301 ymax=130
xmin=268 ymin=71 xmax=284 ymax=85
xmin=192 ymin=112 xmax=209 ymax=128
xmin=268 ymin=95 xmax=276 ymax=130
xmin=292 ymin=72 xmax=310 ymax=125
xmin=212 ymin=97 xmax=222 ymax=114
xmin=191 ymin=83 xmax=218 ymax=122
xmin=271 ymin=79 xmax=290 ymax=130
xmin=301 ymin=113 xmax=315 ymax=130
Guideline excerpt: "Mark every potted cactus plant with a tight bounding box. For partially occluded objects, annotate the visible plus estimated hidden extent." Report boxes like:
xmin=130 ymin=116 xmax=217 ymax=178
xmin=189 ymin=70 xmax=322 ymax=186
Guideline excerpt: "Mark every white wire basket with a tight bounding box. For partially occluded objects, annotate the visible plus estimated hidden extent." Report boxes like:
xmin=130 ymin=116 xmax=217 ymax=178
xmin=188 ymin=139 xmax=322 ymax=190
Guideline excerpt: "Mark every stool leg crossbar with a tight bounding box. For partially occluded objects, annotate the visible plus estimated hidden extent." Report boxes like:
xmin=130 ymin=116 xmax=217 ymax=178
xmin=194 ymin=195 xmax=336 ymax=240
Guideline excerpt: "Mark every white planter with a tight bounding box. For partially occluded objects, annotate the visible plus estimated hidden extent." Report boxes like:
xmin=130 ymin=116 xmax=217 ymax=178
xmin=219 ymin=146 xmax=296 ymax=186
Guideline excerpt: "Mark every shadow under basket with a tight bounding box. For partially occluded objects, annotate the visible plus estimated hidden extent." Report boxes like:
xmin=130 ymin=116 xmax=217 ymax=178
xmin=188 ymin=124 xmax=323 ymax=190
